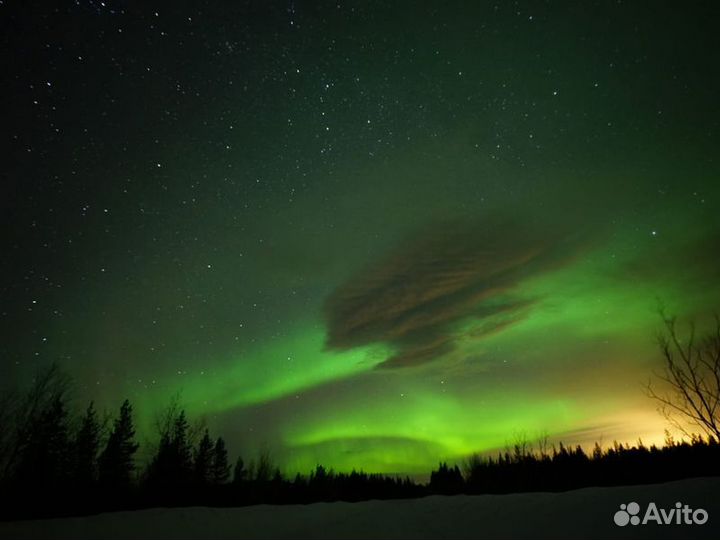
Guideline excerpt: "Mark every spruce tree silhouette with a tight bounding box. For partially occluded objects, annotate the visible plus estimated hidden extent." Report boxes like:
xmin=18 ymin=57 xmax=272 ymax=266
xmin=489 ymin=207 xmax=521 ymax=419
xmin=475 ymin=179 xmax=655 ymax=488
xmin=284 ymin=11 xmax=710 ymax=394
xmin=73 ymin=402 xmax=100 ymax=486
xmin=193 ymin=429 xmax=213 ymax=485
xmin=211 ymin=437 xmax=231 ymax=485
xmin=98 ymin=399 xmax=139 ymax=489
xmin=173 ymin=410 xmax=193 ymax=485
xmin=147 ymin=409 xmax=193 ymax=488
xmin=429 ymin=462 xmax=464 ymax=494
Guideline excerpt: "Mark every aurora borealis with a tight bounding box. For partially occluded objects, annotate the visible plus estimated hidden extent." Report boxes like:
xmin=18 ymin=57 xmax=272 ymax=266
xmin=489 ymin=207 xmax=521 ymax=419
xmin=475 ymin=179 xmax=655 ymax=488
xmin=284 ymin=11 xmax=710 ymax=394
xmin=3 ymin=1 xmax=720 ymax=475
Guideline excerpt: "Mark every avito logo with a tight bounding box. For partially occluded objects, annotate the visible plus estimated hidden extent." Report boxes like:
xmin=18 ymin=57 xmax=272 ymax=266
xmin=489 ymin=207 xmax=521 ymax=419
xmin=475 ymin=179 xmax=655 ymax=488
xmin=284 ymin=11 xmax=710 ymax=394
xmin=614 ymin=501 xmax=708 ymax=526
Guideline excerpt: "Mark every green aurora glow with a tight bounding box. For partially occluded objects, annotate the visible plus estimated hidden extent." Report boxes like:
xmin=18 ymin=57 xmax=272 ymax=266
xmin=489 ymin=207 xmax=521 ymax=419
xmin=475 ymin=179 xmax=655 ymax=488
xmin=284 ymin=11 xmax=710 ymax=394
xmin=3 ymin=1 xmax=720 ymax=475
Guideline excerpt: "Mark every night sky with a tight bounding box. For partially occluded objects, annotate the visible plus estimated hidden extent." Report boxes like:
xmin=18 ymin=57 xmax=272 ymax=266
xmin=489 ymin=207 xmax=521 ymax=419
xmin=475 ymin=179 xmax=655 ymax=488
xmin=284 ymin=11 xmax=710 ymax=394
xmin=3 ymin=1 xmax=720 ymax=475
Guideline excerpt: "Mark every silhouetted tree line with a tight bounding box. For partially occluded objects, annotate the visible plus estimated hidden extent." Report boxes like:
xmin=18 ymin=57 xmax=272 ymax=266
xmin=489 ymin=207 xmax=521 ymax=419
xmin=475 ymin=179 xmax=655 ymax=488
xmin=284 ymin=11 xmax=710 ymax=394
xmin=2 ymin=365 xmax=720 ymax=520
xmin=0 ymin=366 xmax=421 ymax=519
xmin=433 ymin=433 xmax=720 ymax=495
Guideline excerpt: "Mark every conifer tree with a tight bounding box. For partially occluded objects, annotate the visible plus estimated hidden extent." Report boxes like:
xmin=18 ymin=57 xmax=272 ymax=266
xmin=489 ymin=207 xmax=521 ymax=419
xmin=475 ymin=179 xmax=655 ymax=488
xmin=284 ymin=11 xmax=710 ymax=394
xmin=99 ymin=399 xmax=139 ymax=487
xmin=74 ymin=402 xmax=100 ymax=485
xmin=211 ymin=437 xmax=231 ymax=485
xmin=147 ymin=408 xmax=194 ymax=487
xmin=172 ymin=410 xmax=193 ymax=484
xmin=193 ymin=428 xmax=213 ymax=485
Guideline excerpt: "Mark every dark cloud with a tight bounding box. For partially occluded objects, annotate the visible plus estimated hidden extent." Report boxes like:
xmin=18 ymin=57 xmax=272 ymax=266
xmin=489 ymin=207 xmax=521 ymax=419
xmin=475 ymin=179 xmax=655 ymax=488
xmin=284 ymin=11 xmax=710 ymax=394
xmin=467 ymin=302 xmax=535 ymax=340
xmin=382 ymin=334 xmax=455 ymax=369
xmin=324 ymin=216 xmax=587 ymax=368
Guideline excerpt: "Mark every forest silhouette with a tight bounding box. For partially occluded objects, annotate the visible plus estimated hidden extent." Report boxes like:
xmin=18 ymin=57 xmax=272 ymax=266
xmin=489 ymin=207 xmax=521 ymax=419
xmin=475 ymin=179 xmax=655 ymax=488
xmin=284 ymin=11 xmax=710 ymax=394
xmin=2 ymin=363 xmax=720 ymax=521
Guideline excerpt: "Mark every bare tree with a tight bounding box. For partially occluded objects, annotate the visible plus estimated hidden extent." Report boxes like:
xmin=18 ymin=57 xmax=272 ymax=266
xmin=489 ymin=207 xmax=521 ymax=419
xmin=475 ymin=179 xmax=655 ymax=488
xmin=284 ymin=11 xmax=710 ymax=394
xmin=0 ymin=363 xmax=72 ymax=481
xmin=536 ymin=430 xmax=551 ymax=460
xmin=647 ymin=310 xmax=720 ymax=440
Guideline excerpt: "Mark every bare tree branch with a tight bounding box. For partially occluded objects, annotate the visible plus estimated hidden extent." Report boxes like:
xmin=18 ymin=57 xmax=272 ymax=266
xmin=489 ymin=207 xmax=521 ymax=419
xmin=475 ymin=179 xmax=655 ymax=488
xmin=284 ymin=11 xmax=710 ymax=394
xmin=646 ymin=309 xmax=720 ymax=441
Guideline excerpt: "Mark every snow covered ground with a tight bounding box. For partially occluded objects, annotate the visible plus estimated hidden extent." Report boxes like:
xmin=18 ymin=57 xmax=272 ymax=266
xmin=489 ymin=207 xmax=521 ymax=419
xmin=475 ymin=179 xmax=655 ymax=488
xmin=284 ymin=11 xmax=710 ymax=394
xmin=2 ymin=477 xmax=718 ymax=539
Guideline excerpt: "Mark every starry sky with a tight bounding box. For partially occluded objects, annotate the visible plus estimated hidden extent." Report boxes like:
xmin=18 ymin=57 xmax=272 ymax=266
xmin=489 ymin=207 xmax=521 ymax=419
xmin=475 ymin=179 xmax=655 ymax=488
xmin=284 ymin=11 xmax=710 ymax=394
xmin=2 ymin=1 xmax=720 ymax=474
